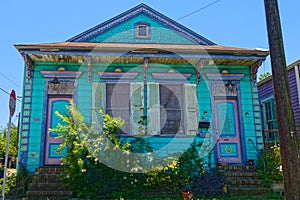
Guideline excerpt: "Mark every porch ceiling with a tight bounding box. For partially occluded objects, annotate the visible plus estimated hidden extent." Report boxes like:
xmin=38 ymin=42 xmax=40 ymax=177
xmin=15 ymin=42 xmax=269 ymax=67
xmin=26 ymin=53 xmax=261 ymax=66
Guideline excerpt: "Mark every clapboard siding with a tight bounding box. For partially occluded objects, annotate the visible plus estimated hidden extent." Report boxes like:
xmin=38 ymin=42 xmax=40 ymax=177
xmin=258 ymin=64 xmax=300 ymax=137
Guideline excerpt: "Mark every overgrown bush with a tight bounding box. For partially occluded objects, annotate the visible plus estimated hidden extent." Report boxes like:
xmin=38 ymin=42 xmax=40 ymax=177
xmin=257 ymin=144 xmax=283 ymax=186
xmin=8 ymin=166 xmax=31 ymax=198
xmin=0 ymin=171 xmax=16 ymax=196
xmin=53 ymin=102 xmax=207 ymax=199
xmin=191 ymin=171 xmax=226 ymax=198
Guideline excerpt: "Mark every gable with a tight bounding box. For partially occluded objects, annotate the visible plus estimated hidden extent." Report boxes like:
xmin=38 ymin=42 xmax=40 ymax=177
xmin=67 ymin=4 xmax=215 ymax=45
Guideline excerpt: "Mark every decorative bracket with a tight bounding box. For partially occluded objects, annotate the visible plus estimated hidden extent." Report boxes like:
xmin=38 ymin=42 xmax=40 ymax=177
xmin=250 ymin=60 xmax=263 ymax=83
xmin=87 ymin=56 xmax=92 ymax=82
xmin=23 ymin=54 xmax=34 ymax=80
xmin=196 ymin=59 xmax=205 ymax=84
xmin=143 ymin=57 xmax=149 ymax=83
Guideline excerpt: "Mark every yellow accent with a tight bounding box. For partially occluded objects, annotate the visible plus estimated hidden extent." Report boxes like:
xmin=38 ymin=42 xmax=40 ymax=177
xmin=168 ymin=69 xmax=175 ymax=73
xmin=114 ymin=68 xmax=122 ymax=72
xmin=57 ymin=67 xmax=66 ymax=71
xmin=221 ymin=69 xmax=229 ymax=74
xmin=54 ymin=147 xmax=63 ymax=154
xmin=224 ymin=145 xmax=233 ymax=154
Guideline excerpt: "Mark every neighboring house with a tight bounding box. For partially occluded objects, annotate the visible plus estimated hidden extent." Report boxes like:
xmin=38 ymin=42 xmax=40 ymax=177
xmin=258 ymin=59 xmax=300 ymax=144
xmin=15 ymin=4 xmax=269 ymax=173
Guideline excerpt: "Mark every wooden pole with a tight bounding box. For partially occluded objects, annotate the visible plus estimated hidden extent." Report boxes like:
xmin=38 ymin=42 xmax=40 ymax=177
xmin=264 ymin=0 xmax=300 ymax=199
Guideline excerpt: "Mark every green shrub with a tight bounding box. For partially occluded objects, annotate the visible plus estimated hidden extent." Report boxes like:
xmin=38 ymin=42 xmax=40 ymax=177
xmin=257 ymin=144 xmax=283 ymax=186
xmin=53 ymin=102 xmax=207 ymax=199
xmin=0 ymin=171 xmax=16 ymax=195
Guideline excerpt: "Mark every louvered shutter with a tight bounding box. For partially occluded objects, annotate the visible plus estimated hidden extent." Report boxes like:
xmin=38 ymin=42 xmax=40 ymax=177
xmin=130 ymin=83 xmax=144 ymax=135
xmin=184 ymin=84 xmax=198 ymax=136
xmin=92 ymin=82 xmax=106 ymax=131
xmin=147 ymin=83 xmax=160 ymax=135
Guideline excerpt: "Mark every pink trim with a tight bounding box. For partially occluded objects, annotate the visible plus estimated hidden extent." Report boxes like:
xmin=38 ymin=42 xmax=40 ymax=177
xmin=215 ymin=99 xmax=242 ymax=164
xmin=151 ymin=72 xmax=191 ymax=80
xmin=40 ymin=71 xmax=82 ymax=78
xmin=98 ymin=72 xmax=138 ymax=80
xmin=206 ymin=73 xmax=245 ymax=80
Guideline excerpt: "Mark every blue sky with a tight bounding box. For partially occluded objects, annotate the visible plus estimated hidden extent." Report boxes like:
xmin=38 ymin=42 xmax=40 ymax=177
xmin=0 ymin=0 xmax=299 ymax=127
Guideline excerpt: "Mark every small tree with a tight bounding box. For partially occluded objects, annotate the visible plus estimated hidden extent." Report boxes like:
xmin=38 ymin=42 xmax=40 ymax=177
xmin=0 ymin=125 xmax=18 ymax=159
xmin=259 ymin=72 xmax=271 ymax=81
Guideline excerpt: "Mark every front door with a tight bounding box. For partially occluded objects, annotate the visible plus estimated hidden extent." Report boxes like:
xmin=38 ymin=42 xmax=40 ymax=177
xmin=215 ymin=99 xmax=242 ymax=164
xmin=44 ymin=97 xmax=70 ymax=165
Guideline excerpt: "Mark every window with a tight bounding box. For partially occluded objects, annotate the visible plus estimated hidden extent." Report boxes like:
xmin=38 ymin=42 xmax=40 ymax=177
xmin=93 ymin=82 xmax=198 ymax=136
xmin=135 ymin=23 xmax=150 ymax=39
xmin=138 ymin=25 xmax=147 ymax=37
xmin=106 ymin=83 xmax=130 ymax=134
xmin=159 ymin=84 xmax=184 ymax=134
xmin=262 ymin=98 xmax=278 ymax=141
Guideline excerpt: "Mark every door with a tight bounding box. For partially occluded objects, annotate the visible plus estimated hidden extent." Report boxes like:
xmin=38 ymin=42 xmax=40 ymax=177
xmin=215 ymin=99 xmax=242 ymax=164
xmin=44 ymin=97 xmax=70 ymax=165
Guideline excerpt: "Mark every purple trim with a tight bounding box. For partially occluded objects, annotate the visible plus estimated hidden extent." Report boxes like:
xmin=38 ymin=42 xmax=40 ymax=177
xmin=206 ymin=73 xmax=245 ymax=80
xmin=19 ymin=75 xmax=34 ymax=169
xmin=151 ymin=72 xmax=191 ymax=80
xmin=40 ymin=71 xmax=82 ymax=78
xmin=66 ymin=4 xmax=215 ymax=45
xmin=251 ymin=82 xmax=264 ymax=149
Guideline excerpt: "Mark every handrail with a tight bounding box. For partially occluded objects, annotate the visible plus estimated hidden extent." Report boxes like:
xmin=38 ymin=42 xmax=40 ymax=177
xmin=248 ymin=138 xmax=266 ymax=175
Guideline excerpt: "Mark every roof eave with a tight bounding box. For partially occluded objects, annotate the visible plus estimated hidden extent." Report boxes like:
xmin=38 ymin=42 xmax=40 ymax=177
xmin=14 ymin=42 xmax=269 ymax=58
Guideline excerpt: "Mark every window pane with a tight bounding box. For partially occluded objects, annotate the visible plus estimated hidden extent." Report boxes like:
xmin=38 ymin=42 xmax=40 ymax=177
xmin=159 ymin=84 xmax=184 ymax=134
xmin=106 ymin=83 xmax=130 ymax=133
xmin=138 ymin=25 xmax=147 ymax=36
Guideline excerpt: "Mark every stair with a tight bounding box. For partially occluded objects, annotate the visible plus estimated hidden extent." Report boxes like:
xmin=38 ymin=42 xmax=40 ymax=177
xmin=25 ymin=167 xmax=73 ymax=200
xmin=217 ymin=164 xmax=270 ymax=196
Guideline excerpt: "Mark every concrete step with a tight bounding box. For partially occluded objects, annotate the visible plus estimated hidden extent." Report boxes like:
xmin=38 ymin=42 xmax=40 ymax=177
xmin=26 ymin=167 xmax=73 ymax=200
xmin=228 ymin=187 xmax=270 ymax=196
xmin=28 ymin=182 xmax=68 ymax=191
xmin=26 ymin=190 xmax=73 ymax=200
xmin=224 ymin=171 xmax=260 ymax=178
xmin=227 ymin=178 xmax=264 ymax=186
xmin=31 ymin=174 xmax=66 ymax=183
xmin=35 ymin=167 xmax=65 ymax=175
xmin=217 ymin=164 xmax=257 ymax=172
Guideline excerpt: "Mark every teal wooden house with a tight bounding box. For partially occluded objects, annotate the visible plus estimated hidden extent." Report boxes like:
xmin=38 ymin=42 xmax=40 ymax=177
xmin=15 ymin=4 xmax=269 ymax=173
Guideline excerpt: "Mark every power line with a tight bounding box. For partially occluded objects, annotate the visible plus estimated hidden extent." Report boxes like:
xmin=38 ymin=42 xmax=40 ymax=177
xmin=0 ymin=72 xmax=20 ymax=88
xmin=0 ymin=87 xmax=22 ymax=102
xmin=176 ymin=0 xmax=223 ymax=21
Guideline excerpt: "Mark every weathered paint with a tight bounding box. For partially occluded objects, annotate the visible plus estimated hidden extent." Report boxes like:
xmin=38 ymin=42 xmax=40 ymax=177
xmin=17 ymin=4 xmax=267 ymax=173
xmin=90 ymin=13 xmax=197 ymax=45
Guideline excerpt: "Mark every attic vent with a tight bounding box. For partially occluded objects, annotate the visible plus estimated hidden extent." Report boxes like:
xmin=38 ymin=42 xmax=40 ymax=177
xmin=135 ymin=22 xmax=150 ymax=39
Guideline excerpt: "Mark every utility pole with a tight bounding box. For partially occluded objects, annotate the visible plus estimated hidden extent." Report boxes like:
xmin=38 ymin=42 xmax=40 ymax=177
xmin=264 ymin=0 xmax=300 ymax=199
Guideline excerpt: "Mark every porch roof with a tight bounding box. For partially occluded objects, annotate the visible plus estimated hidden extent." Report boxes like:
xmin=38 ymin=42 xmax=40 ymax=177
xmin=15 ymin=42 xmax=269 ymax=66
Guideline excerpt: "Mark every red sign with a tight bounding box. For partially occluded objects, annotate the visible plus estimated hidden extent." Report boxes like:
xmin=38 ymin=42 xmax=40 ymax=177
xmin=9 ymin=90 xmax=16 ymax=116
